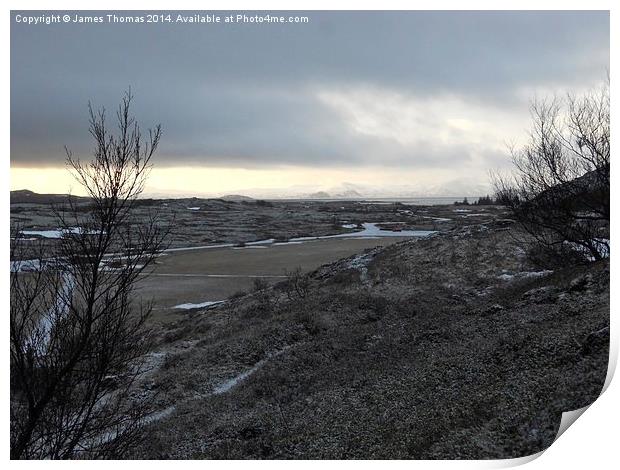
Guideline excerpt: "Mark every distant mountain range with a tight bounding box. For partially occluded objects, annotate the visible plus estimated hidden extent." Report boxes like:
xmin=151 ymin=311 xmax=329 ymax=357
xmin=12 ymin=179 xmax=492 ymax=203
xmin=220 ymin=181 xmax=491 ymax=200
xmin=306 ymin=189 xmax=363 ymax=199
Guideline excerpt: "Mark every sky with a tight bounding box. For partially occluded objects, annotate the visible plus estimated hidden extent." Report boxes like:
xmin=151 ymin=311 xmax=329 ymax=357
xmin=10 ymin=10 xmax=609 ymax=197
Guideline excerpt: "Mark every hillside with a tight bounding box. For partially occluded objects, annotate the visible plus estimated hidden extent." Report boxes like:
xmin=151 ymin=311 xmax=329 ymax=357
xmin=220 ymin=194 xmax=255 ymax=202
xmin=10 ymin=189 xmax=89 ymax=204
xmin=130 ymin=220 xmax=609 ymax=459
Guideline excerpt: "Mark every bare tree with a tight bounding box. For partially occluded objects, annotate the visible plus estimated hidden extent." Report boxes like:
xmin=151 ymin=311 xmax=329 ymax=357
xmin=10 ymin=91 xmax=168 ymax=459
xmin=492 ymin=80 xmax=609 ymax=264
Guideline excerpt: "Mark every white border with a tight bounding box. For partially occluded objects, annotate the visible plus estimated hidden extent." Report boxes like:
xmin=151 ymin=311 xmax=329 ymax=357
xmin=3 ymin=1 xmax=616 ymax=468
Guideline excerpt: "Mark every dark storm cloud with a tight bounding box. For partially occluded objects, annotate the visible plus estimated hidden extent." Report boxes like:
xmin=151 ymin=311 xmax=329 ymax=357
xmin=11 ymin=10 xmax=609 ymax=168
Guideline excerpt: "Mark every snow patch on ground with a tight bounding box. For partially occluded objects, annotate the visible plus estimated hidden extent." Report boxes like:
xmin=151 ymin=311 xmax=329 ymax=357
xmin=347 ymin=253 xmax=373 ymax=270
xmin=247 ymin=238 xmax=276 ymax=246
xmin=10 ymin=259 xmax=41 ymax=272
xmin=136 ymin=347 xmax=291 ymax=430
xmin=20 ymin=229 xmax=66 ymax=239
xmin=345 ymin=251 xmax=377 ymax=283
xmin=143 ymin=405 xmax=177 ymax=424
xmin=565 ymin=238 xmax=610 ymax=261
xmin=498 ymin=270 xmax=553 ymax=281
xmin=100 ymin=263 xmax=145 ymax=271
xmin=232 ymin=246 xmax=267 ymax=250
xmin=21 ymin=227 xmax=101 ymax=239
xmin=212 ymin=362 xmax=265 ymax=394
xmin=172 ymin=300 xmax=224 ymax=310
xmin=213 ymin=348 xmax=289 ymax=395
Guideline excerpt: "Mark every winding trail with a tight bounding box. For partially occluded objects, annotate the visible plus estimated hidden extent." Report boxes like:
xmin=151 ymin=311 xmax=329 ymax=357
xmin=85 ymin=346 xmax=290 ymax=449
xmin=139 ymin=346 xmax=291 ymax=427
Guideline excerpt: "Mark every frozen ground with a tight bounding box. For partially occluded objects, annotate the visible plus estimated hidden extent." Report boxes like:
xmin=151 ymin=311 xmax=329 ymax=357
xmin=129 ymin=219 xmax=609 ymax=459
xmin=10 ymin=196 xmax=499 ymax=249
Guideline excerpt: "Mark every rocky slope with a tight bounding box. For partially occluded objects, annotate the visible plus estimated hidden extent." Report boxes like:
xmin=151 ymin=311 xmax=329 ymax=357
xmin=130 ymin=220 xmax=609 ymax=459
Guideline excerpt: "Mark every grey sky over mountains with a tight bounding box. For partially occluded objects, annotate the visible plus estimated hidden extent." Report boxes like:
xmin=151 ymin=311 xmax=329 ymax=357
xmin=11 ymin=10 xmax=609 ymax=172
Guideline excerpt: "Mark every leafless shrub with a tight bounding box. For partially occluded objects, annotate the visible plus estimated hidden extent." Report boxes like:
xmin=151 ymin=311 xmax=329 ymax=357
xmin=283 ymin=267 xmax=310 ymax=301
xmin=294 ymin=309 xmax=324 ymax=336
xmin=253 ymin=278 xmax=269 ymax=292
xmin=492 ymin=80 xmax=609 ymax=265
xmin=10 ymin=91 xmax=168 ymax=459
xmin=252 ymin=278 xmax=278 ymax=314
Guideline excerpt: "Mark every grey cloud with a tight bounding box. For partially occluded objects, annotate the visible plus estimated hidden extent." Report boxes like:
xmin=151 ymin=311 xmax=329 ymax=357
xmin=11 ymin=10 xmax=609 ymax=169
